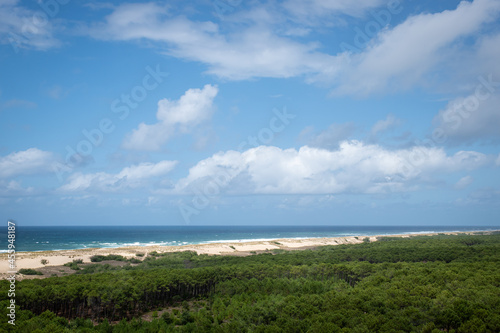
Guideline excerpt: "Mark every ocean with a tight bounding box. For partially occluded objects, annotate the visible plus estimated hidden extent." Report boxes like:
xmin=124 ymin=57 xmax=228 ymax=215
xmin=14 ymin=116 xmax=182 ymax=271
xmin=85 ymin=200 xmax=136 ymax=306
xmin=1 ymin=225 xmax=497 ymax=252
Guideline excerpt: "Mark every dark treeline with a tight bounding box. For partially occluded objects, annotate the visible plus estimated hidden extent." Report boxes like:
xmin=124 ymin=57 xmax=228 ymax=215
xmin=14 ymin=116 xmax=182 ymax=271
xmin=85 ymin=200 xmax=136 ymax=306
xmin=1 ymin=233 xmax=499 ymax=332
xmin=10 ymin=262 xmax=358 ymax=321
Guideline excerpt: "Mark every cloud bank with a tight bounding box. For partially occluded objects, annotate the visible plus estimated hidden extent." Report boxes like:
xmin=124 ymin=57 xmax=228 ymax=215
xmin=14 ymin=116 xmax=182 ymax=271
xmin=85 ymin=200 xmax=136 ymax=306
xmin=172 ymin=142 xmax=491 ymax=195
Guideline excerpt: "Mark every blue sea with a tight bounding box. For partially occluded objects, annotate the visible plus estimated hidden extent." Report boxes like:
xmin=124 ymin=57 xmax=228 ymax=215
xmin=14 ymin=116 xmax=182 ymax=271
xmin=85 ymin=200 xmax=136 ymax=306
xmin=0 ymin=225 xmax=498 ymax=252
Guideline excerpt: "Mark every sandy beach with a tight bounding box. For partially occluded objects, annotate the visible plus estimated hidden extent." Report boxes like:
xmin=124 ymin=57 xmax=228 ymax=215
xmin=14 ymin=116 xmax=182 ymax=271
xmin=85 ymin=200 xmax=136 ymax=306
xmin=1 ymin=230 xmax=496 ymax=279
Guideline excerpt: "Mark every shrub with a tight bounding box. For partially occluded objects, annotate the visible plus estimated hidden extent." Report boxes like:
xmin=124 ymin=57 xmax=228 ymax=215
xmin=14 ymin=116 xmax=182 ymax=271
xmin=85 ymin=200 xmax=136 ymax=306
xmin=90 ymin=254 xmax=126 ymax=262
xmin=63 ymin=262 xmax=80 ymax=270
xmin=128 ymin=258 xmax=141 ymax=264
xmin=162 ymin=312 xmax=174 ymax=324
xmin=19 ymin=268 xmax=43 ymax=275
xmin=181 ymin=311 xmax=194 ymax=324
xmin=90 ymin=255 xmax=105 ymax=262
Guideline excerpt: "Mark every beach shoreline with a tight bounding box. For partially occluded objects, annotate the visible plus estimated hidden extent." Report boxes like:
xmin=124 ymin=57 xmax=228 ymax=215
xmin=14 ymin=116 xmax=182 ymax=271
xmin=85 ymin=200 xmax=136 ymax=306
xmin=1 ymin=229 xmax=497 ymax=278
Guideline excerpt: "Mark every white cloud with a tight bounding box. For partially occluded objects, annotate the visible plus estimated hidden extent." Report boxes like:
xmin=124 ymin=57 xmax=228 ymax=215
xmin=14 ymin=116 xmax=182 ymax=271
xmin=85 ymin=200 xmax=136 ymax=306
xmin=201 ymin=27 xmax=342 ymax=80
xmin=0 ymin=148 xmax=57 ymax=178
xmin=59 ymin=160 xmax=177 ymax=193
xmin=0 ymin=180 xmax=34 ymax=197
xmin=332 ymin=0 xmax=500 ymax=95
xmin=87 ymin=3 xmax=343 ymax=81
xmin=455 ymin=175 xmax=473 ymax=189
xmin=123 ymin=84 xmax=218 ymax=151
xmin=370 ymin=115 xmax=400 ymax=136
xmin=475 ymin=33 xmax=500 ymax=77
xmin=455 ymin=32 xmax=500 ymax=84
xmin=0 ymin=0 xmax=61 ymax=51
xmin=433 ymin=91 xmax=500 ymax=145
xmin=86 ymin=0 xmax=500 ymax=94
xmin=171 ymin=142 xmax=491 ymax=195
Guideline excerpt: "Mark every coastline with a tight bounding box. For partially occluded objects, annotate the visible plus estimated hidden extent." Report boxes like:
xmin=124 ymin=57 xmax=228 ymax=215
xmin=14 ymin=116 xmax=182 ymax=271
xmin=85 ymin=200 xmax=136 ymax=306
xmin=1 ymin=229 xmax=497 ymax=278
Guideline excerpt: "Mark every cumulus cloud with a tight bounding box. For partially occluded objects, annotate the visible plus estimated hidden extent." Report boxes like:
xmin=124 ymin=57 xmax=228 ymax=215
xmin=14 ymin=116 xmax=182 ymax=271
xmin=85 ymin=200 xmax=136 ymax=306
xmin=171 ymin=142 xmax=491 ymax=195
xmin=58 ymin=160 xmax=177 ymax=193
xmin=123 ymin=84 xmax=218 ymax=151
xmin=0 ymin=0 xmax=61 ymax=51
xmin=0 ymin=148 xmax=57 ymax=178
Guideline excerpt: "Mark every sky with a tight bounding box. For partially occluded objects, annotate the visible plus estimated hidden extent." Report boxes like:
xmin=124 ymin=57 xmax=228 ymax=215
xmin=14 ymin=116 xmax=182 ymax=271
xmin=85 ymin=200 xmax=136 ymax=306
xmin=0 ymin=0 xmax=499 ymax=226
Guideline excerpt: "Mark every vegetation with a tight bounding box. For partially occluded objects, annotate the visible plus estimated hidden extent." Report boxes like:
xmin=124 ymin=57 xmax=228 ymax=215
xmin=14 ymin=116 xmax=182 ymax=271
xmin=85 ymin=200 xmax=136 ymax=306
xmin=63 ymin=259 xmax=85 ymax=270
xmin=1 ymin=233 xmax=499 ymax=332
xmin=18 ymin=268 xmax=43 ymax=276
xmin=89 ymin=254 xmax=127 ymax=262
xmin=128 ymin=257 xmax=142 ymax=264
xmin=63 ymin=262 xmax=80 ymax=271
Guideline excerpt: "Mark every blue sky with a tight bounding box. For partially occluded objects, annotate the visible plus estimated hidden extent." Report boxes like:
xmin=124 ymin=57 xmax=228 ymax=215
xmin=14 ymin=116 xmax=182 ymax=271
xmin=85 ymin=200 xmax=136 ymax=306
xmin=0 ymin=0 xmax=499 ymax=226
